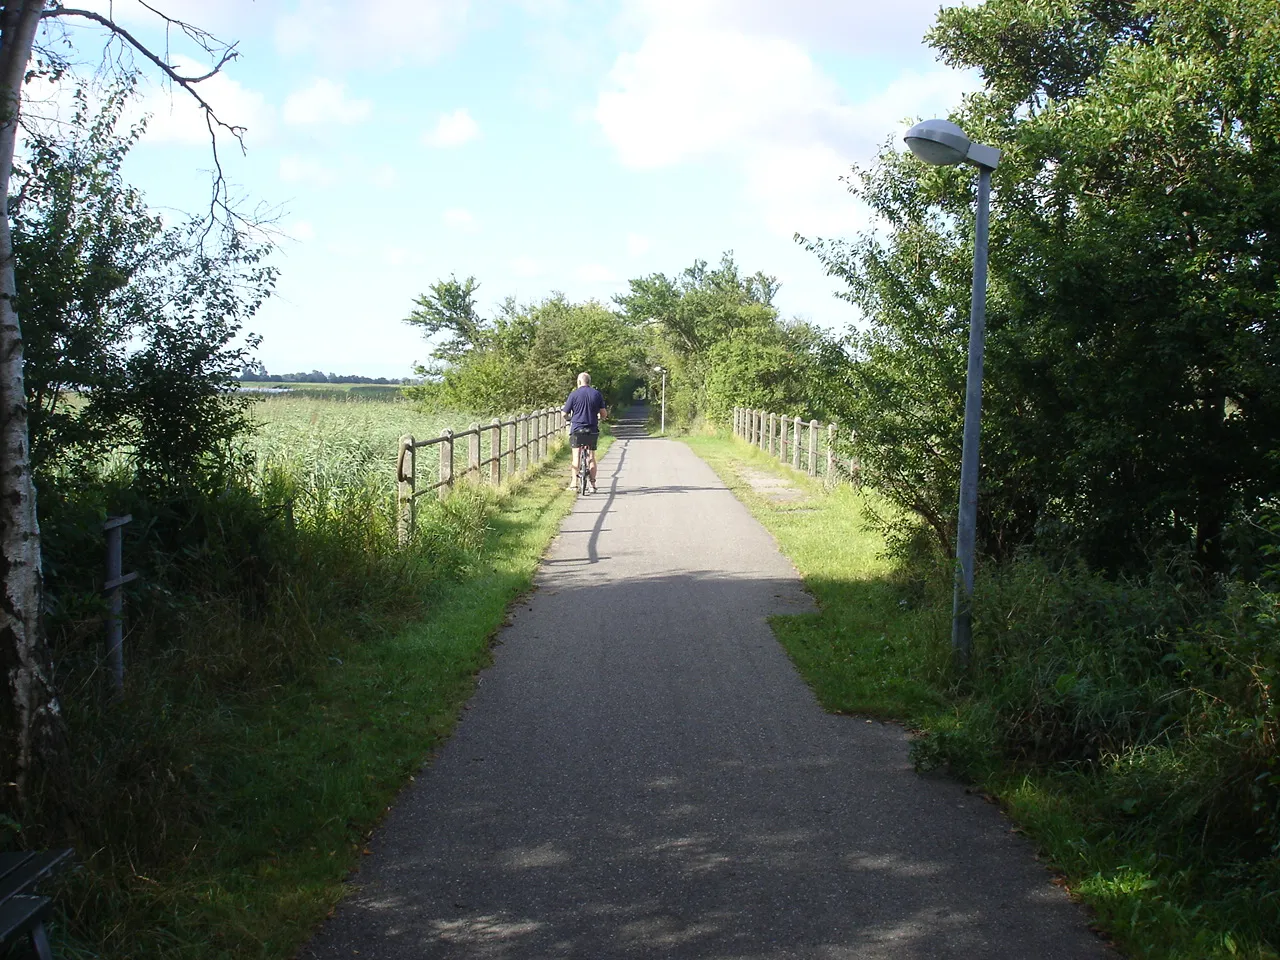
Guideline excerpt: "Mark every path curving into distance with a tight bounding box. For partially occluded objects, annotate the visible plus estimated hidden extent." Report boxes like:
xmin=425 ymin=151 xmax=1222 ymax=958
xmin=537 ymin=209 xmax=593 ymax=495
xmin=301 ymin=408 xmax=1112 ymax=960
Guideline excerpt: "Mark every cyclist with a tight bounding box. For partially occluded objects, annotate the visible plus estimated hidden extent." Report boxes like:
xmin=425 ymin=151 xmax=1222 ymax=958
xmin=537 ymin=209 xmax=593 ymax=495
xmin=563 ymin=372 xmax=608 ymax=493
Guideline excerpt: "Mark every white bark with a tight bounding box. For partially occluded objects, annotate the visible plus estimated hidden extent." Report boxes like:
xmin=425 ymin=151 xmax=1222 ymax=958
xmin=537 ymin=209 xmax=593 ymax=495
xmin=0 ymin=0 xmax=60 ymax=811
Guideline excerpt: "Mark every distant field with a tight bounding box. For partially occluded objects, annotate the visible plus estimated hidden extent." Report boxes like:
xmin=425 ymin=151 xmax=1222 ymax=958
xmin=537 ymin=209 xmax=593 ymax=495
xmin=246 ymin=394 xmax=542 ymax=499
xmin=240 ymin=382 xmax=408 ymax=400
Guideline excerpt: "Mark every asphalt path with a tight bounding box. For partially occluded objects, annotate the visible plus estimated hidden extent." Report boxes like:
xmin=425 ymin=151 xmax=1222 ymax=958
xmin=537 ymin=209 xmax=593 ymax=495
xmin=301 ymin=410 xmax=1113 ymax=960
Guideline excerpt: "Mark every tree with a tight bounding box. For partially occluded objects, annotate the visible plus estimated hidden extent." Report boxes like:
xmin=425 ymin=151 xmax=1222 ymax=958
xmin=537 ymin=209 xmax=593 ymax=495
xmin=17 ymin=82 xmax=274 ymax=488
xmin=404 ymin=284 xmax=643 ymax=413
xmin=404 ymin=275 xmax=486 ymax=366
xmin=804 ymin=0 xmax=1280 ymax=570
xmin=616 ymin=252 xmax=841 ymax=428
xmin=0 ymin=0 xmax=251 ymax=812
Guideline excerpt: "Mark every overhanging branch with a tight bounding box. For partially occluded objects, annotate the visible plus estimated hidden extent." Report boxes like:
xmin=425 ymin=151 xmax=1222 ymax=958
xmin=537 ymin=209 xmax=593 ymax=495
xmin=39 ymin=3 xmax=258 ymax=240
xmin=42 ymin=6 xmax=244 ymax=149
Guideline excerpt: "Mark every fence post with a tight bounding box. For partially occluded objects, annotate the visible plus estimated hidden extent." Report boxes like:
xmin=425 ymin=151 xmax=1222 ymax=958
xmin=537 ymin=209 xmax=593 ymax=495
xmin=733 ymin=407 xmax=739 ymax=437
xmin=439 ymin=429 xmax=454 ymax=499
xmin=827 ymin=423 xmax=836 ymax=481
xmin=808 ymin=419 xmax=819 ymax=476
xmin=541 ymin=408 xmax=550 ymax=460
xmin=778 ymin=415 xmax=787 ymax=462
xmin=397 ymin=434 xmax=416 ymax=545
xmin=792 ymin=416 xmax=802 ymax=470
xmin=850 ymin=427 xmax=861 ymax=487
xmin=507 ymin=420 xmax=517 ymax=477
xmin=767 ymin=413 xmax=776 ymax=456
xmin=103 ymin=514 xmax=136 ymax=696
xmin=491 ymin=419 xmax=502 ymax=484
xmin=755 ymin=409 xmax=763 ymax=448
xmin=467 ymin=424 xmax=481 ymax=480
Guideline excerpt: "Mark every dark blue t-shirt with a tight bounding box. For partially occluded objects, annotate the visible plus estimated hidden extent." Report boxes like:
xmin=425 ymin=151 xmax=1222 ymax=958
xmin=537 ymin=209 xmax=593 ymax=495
xmin=564 ymin=386 xmax=605 ymax=432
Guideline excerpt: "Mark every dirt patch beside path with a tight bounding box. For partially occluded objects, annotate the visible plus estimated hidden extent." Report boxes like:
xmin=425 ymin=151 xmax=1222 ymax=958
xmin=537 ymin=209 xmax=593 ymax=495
xmin=738 ymin=466 xmax=808 ymax=504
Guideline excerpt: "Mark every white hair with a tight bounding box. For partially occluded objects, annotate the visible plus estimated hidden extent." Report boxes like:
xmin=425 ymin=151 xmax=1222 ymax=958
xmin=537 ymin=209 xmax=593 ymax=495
xmin=577 ymin=372 xmax=591 ymax=386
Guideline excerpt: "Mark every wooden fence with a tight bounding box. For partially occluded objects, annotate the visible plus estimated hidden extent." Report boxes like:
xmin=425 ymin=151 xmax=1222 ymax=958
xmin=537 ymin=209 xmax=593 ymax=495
xmin=732 ymin=406 xmax=858 ymax=484
xmin=396 ymin=406 xmax=567 ymax=545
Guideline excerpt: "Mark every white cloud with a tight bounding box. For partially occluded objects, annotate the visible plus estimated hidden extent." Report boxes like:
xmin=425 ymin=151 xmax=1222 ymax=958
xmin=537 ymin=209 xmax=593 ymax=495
xmin=385 ymin=246 xmax=415 ymax=267
xmin=620 ymin=0 xmax=965 ymax=57
xmin=283 ymin=78 xmax=372 ymax=126
xmin=422 ymin=109 xmax=480 ymax=148
xmin=625 ymin=233 xmax=650 ymax=257
xmin=597 ymin=27 xmax=837 ymax=169
xmin=443 ymin=208 xmax=479 ymax=232
xmin=595 ymin=6 xmax=977 ymax=239
xmin=132 ymin=57 xmax=274 ymax=146
xmin=278 ymin=155 xmax=336 ymax=187
xmin=511 ymin=256 xmax=545 ymax=278
xmin=371 ymin=164 xmax=399 ymax=189
xmin=576 ymin=263 xmax=617 ymax=284
xmin=287 ymin=220 xmax=316 ymax=242
xmin=275 ymin=0 xmax=472 ymax=66
xmin=67 ymin=0 xmax=266 ymax=39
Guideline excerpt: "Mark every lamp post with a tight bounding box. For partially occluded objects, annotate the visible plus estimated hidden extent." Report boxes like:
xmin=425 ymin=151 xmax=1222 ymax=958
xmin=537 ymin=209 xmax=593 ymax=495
xmin=653 ymin=365 xmax=666 ymax=435
xmin=904 ymin=118 xmax=1000 ymax=667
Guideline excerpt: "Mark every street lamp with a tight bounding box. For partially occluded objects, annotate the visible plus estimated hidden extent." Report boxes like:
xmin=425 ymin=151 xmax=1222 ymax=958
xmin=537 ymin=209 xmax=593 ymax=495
xmin=904 ymin=118 xmax=1000 ymax=667
xmin=652 ymin=366 xmax=666 ymax=435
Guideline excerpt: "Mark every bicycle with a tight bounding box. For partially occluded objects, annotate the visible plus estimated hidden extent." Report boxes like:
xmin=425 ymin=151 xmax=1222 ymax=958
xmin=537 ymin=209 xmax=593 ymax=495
xmin=577 ymin=441 xmax=595 ymax=496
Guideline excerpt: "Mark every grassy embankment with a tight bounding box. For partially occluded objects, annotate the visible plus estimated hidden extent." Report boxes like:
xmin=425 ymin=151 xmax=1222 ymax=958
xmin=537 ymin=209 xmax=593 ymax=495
xmin=684 ymin=430 xmax=1277 ymax=960
xmin=42 ymin=394 xmax=606 ymax=959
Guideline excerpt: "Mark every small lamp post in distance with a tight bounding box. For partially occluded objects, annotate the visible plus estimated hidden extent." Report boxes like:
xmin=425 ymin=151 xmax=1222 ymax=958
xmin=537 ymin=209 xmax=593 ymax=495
xmin=652 ymin=365 xmax=666 ymax=435
xmin=903 ymin=118 xmax=1000 ymax=667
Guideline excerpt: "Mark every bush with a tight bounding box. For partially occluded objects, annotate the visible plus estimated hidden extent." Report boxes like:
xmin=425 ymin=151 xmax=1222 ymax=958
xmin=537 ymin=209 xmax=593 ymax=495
xmin=910 ymin=550 xmax=1280 ymax=943
xmin=19 ymin=457 xmax=498 ymax=871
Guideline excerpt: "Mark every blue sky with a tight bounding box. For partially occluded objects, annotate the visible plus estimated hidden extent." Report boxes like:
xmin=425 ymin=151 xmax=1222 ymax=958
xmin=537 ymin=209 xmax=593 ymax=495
xmin=34 ymin=0 xmax=976 ymax=379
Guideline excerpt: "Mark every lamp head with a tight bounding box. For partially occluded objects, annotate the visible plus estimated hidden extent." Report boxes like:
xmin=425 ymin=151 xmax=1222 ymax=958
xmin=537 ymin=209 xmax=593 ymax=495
xmin=905 ymin=119 xmax=1000 ymax=169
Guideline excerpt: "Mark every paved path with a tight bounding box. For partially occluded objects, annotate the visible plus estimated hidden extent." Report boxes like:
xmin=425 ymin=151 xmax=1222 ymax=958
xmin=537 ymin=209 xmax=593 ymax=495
xmin=302 ymin=413 xmax=1111 ymax=960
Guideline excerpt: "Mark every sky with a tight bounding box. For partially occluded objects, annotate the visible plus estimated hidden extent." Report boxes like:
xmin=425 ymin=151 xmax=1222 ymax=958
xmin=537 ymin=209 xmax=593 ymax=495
xmin=31 ymin=0 xmax=977 ymax=380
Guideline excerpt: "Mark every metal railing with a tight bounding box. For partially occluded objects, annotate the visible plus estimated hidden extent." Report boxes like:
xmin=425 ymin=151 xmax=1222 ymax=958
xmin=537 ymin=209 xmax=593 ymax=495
xmin=396 ymin=406 xmax=567 ymax=545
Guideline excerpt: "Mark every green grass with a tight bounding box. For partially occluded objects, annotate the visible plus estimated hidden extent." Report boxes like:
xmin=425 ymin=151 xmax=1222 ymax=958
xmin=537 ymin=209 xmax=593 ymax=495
xmin=52 ymin=452 xmax=583 ymax=959
xmin=33 ymin=399 xmax=608 ymax=959
xmin=684 ymin=429 xmax=1279 ymax=960
xmin=242 ymin=381 xmax=407 ymax=395
xmin=247 ymin=394 xmax=545 ymax=501
xmin=682 ymin=432 xmax=950 ymax=719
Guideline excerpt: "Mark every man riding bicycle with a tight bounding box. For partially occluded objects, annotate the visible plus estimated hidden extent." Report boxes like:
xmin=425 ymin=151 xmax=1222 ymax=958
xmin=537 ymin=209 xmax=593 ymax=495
xmin=564 ymin=372 xmax=608 ymax=493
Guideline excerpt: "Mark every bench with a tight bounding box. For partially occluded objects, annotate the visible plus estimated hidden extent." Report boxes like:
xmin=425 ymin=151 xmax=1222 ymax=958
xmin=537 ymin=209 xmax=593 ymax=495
xmin=0 ymin=850 xmax=74 ymax=959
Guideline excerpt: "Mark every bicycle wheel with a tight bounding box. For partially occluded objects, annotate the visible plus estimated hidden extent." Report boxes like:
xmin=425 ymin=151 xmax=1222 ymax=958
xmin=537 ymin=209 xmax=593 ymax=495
xmin=580 ymin=450 xmax=590 ymax=495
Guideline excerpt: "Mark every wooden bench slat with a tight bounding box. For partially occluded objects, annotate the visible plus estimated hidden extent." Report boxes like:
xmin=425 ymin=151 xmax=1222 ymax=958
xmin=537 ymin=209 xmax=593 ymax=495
xmin=0 ymin=849 xmax=72 ymax=905
xmin=0 ymin=852 xmax=35 ymax=886
xmin=0 ymin=893 xmax=51 ymax=940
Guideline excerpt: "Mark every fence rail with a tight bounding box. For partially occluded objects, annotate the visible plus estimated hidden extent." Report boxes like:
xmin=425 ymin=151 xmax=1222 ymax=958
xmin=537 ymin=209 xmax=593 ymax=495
xmin=732 ymin=406 xmax=858 ymax=484
xmin=396 ymin=406 xmax=566 ymax=544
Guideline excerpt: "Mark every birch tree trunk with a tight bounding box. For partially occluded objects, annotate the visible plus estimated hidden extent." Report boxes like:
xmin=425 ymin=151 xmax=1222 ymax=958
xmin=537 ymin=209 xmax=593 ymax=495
xmin=0 ymin=0 xmax=62 ymax=813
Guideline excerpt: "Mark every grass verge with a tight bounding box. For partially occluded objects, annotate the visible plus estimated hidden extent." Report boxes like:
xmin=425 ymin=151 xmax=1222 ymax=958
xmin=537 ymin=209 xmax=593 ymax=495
xmin=683 ymin=430 xmax=1277 ymax=960
xmin=682 ymin=432 xmax=949 ymax=720
xmin=51 ymin=439 xmax=604 ymax=959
